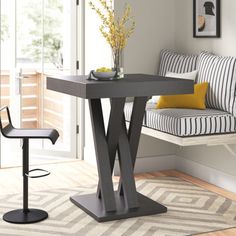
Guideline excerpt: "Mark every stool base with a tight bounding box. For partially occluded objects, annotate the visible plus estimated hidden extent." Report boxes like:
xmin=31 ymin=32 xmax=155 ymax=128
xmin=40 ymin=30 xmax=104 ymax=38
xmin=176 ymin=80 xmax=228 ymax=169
xmin=3 ymin=209 xmax=48 ymax=224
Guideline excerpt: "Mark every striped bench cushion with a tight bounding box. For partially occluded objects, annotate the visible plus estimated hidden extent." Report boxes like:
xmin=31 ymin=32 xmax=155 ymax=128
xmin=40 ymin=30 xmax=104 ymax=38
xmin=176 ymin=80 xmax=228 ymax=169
xmin=124 ymin=102 xmax=147 ymax=125
xmin=124 ymin=102 xmax=236 ymax=137
xmin=197 ymin=51 xmax=236 ymax=116
xmin=159 ymin=50 xmax=198 ymax=76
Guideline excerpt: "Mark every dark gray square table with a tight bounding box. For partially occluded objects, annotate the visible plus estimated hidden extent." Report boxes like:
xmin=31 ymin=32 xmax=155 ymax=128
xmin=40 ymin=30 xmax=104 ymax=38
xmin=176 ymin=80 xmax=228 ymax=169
xmin=47 ymin=74 xmax=194 ymax=222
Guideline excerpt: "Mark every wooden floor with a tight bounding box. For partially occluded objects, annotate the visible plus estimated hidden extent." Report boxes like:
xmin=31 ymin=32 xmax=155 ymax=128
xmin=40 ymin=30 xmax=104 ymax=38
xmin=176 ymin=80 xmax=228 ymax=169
xmin=0 ymin=160 xmax=235 ymax=236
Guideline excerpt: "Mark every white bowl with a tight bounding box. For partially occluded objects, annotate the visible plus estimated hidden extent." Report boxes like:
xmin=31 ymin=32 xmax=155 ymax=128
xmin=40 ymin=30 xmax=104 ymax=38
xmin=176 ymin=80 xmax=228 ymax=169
xmin=92 ymin=71 xmax=116 ymax=80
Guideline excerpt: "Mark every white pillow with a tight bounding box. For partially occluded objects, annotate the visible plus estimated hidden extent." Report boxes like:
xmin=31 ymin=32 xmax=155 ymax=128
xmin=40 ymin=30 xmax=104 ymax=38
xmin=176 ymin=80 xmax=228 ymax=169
xmin=148 ymin=70 xmax=198 ymax=104
xmin=166 ymin=70 xmax=198 ymax=81
xmin=149 ymin=95 xmax=160 ymax=104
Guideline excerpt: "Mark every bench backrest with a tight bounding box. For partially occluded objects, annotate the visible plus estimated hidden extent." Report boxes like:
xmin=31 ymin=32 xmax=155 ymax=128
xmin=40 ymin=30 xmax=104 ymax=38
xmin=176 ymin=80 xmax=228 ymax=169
xmin=158 ymin=50 xmax=236 ymax=116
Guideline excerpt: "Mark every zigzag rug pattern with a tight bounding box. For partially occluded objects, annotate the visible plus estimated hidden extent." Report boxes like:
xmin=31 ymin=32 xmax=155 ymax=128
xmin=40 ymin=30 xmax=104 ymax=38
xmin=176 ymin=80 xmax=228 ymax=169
xmin=0 ymin=177 xmax=235 ymax=236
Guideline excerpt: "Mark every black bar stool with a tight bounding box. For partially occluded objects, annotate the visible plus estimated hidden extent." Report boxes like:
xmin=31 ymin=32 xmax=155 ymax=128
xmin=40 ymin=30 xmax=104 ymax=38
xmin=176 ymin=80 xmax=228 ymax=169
xmin=0 ymin=106 xmax=59 ymax=224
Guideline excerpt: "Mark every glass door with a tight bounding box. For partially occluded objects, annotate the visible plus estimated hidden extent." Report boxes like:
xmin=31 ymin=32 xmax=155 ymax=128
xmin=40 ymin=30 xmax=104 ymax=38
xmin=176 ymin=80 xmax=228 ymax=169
xmin=0 ymin=0 xmax=77 ymax=167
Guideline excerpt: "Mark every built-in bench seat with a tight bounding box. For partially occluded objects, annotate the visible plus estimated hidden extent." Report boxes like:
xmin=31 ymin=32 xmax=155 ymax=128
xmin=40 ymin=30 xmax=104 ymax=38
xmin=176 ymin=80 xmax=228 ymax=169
xmin=124 ymin=102 xmax=236 ymax=146
xmin=125 ymin=102 xmax=236 ymax=137
xmin=125 ymin=102 xmax=236 ymax=146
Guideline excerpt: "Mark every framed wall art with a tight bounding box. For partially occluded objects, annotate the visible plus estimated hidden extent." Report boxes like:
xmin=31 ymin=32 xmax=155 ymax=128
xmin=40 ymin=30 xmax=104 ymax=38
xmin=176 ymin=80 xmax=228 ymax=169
xmin=193 ymin=0 xmax=221 ymax=38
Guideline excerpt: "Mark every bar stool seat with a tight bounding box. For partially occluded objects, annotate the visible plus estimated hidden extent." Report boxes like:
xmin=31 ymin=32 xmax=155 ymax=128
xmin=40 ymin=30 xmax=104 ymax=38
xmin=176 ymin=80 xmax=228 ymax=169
xmin=0 ymin=106 xmax=59 ymax=224
xmin=3 ymin=126 xmax=59 ymax=143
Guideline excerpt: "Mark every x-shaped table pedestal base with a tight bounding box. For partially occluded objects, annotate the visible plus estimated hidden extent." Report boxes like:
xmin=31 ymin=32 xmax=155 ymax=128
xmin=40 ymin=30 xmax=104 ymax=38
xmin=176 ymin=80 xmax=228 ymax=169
xmin=70 ymin=97 xmax=167 ymax=222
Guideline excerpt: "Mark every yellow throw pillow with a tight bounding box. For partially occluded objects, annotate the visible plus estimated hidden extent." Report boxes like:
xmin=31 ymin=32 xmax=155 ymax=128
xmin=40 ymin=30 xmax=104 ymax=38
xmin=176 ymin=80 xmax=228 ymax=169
xmin=156 ymin=82 xmax=209 ymax=110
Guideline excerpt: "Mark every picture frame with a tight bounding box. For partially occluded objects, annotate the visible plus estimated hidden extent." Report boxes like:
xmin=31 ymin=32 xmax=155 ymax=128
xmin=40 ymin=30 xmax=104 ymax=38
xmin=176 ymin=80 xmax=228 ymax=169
xmin=193 ymin=0 xmax=221 ymax=38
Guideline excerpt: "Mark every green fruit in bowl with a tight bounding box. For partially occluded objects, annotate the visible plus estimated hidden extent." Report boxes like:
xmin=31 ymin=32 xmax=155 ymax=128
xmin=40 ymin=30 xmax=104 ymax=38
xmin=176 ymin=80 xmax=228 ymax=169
xmin=96 ymin=67 xmax=112 ymax=72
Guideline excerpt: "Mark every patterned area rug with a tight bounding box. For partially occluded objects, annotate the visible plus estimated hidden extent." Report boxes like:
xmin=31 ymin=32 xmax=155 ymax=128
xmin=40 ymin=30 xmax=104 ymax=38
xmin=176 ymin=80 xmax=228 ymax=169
xmin=0 ymin=177 xmax=236 ymax=236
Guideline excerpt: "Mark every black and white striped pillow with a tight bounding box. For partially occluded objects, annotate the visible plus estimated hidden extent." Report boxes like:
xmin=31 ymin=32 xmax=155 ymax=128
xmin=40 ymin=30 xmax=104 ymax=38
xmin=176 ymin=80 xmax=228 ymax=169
xmin=158 ymin=49 xmax=198 ymax=76
xmin=197 ymin=51 xmax=236 ymax=116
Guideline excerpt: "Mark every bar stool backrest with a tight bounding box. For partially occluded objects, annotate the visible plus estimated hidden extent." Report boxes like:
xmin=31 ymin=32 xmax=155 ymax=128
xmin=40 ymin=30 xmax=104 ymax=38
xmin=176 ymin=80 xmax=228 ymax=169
xmin=0 ymin=106 xmax=14 ymax=137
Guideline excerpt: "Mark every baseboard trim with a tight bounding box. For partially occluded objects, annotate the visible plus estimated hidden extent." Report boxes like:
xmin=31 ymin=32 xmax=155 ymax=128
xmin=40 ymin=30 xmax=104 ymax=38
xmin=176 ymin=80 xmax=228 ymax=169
xmin=114 ymin=154 xmax=236 ymax=193
xmin=114 ymin=155 xmax=176 ymax=176
xmin=175 ymin=156 xmax=236 ymax=193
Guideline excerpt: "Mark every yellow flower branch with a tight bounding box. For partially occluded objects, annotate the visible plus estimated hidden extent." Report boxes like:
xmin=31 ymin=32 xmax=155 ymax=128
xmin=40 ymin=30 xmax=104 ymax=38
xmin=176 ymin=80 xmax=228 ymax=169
xmin=89 ymin=0 xmax=135 ymax=55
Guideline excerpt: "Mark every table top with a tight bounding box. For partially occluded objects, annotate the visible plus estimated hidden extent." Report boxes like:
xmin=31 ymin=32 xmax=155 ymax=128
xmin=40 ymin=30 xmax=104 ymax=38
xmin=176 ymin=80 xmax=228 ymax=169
xmin=47 ymin=74 xmax=194 ymax=99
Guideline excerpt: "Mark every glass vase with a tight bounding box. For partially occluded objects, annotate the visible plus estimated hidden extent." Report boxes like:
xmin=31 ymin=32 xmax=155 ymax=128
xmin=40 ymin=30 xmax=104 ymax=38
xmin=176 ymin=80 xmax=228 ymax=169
xmin=113 ymin=50 xmax=124 ymax=79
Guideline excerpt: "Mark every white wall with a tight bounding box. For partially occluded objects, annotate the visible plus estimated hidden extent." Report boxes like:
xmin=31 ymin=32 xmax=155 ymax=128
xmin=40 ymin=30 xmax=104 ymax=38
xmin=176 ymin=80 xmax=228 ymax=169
xmin=175 ymin=0 xmax=236 ymax=177
xmin=115 ymin=0 xmax=176 ymax=74
xmin=175 ymin=0 xmax=236 ymax=56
